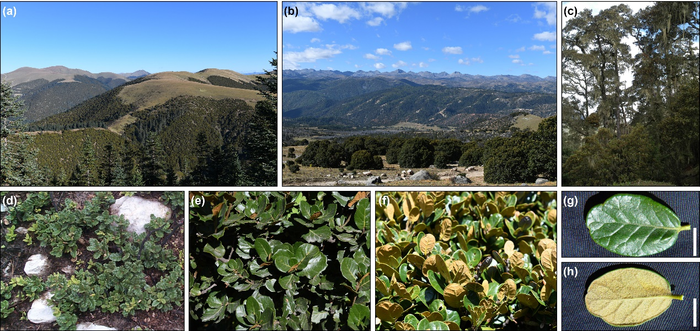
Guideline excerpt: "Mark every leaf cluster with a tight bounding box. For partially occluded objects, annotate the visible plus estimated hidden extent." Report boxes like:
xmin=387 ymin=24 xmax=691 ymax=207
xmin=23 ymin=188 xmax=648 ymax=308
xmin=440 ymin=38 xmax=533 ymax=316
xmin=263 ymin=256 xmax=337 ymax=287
xmin=375 ymin=192 xmax=557 ymax=330
xmin=189 ymin=191 xmax=370 ymax=330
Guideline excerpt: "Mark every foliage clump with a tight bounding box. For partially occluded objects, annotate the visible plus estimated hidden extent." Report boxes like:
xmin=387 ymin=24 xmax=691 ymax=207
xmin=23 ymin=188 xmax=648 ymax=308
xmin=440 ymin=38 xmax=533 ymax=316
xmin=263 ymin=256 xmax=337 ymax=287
xmin=189 ymin=191 xmax=370 ymax=330
xmin=375 ymin=191 xmax=557 ymax=330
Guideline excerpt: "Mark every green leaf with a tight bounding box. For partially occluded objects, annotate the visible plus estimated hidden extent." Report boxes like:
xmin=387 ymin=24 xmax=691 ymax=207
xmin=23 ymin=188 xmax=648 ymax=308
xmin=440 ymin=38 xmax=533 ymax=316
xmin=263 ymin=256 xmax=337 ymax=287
xmin=279 ymin=274 xmax=299 ymax=291
xmin=586 ymin=194 xmax=690 ymax=256
xmin=246 ymin=296 xmax=260 ymax=319
xmin=201 ymin=293 xmax=225 ymax=322
xmin=427 ymin=270 xmax=446 ymax=295
xmin=254 ymin=238 xmax=272 ymax=262
xmin=311 ymin=306 xmax=329 ymax=324
xmin=354 ymin=198 xmax=370 ymax=231
xmin=341 ymin=257 xmax=359 ymax=283
xmin=332 ymin=192 xmax=352 ymax=206
xmin=273 ymin=250 xmax=295 ymax=273
xmin=302 ymin=225 xmax=332 ymax=243
xmin=348 ymin=304 xmax=370 ymax=330
xmin=203 ymin=243 xmax=225 ymax=260
xmin=297 ymin=252 xmax=328 ymax=279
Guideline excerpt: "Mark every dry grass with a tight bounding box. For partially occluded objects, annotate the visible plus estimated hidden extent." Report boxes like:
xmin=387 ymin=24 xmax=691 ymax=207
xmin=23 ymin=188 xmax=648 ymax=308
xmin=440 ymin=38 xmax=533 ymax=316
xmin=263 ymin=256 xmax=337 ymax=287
xmin=512 ymin=114 xmax=543 ymax=131
xmin=107 ymin=114 xmax=138 ymax=134
xmin=119 ymin=79 xmax=261 ymax=110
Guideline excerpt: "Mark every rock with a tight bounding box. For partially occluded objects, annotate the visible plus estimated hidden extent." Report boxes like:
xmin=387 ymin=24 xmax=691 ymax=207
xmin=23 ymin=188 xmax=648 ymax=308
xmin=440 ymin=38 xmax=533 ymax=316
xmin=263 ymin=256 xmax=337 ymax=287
xmin=436 ymin=172 xmax=448 ymax=177
xmin=535 ymin=178 xmax=548 ymax=184
xmin=61 ymin=265 xmax=74 ymax=275
xmin=326 ymin=174 xmax=331 ymax=177
xmin=15 ymin=226 xmax=28 ymax=234
xmin=336 ymin=180 xmax=346 ymax=185
xmin=406 ymin=169 xmax=414 ymax=175
xmin=409 ymin=170 xmax=432 ymax=181
xmin=28 ymin=292 xmax=56 ymax=324
xmin=110 ymin=196 xmax=171 ymax=234
xmin=429 ymin=165 xmax=436 ymax=169
xmin=366 ymin=176 xmax=382 ymax=185
xmin=451 ymin=175 xmax=472 ymax=184
xmin=362 ymin=171 xmax=372 ymax=176
xmin=380 ymin=173 xmax=387 ymax=178
xmin=466 ymin=166 xmax=477 ymax=172
xmin=24 ymin=254 xmax=49 ymax=276
xmin=76 ymin=322 xmax=117 ymax=330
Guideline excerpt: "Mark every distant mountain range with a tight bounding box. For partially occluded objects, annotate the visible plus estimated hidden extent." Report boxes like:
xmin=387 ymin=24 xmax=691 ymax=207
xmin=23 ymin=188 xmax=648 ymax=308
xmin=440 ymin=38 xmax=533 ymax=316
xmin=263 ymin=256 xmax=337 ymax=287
xmin=10 ymin=67 xmax=265 ymax=182
xmin=282 ymin=69 xmax=556 ymax=128
xmin=1 ymin=66 xmax=151 ymax=122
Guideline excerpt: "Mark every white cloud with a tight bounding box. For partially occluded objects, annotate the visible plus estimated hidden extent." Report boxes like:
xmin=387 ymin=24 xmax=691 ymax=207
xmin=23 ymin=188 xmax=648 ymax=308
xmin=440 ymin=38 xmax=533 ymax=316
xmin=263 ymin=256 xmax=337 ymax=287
xmin=310 ymin=3 xmax=361 ymax=23
xmin=419 ymin=62 xmax=428 ymax=68
xmin=392 ymin=60 xmax=408 ymax=68
xmin=310 ymin=38 xmax=321 ymax=43
xmin=364 ymin=53 xmax=380 ymax=60
xmin=534 ymin=31 xmax=556 ymax=41
xmin=442 ymin=46 xmax=463 ymax=54
xmin=458 ymin=58 xmax=470 ymax=65
xmin=529 ymin=45 xmax=546 ymax=51
xmin=376 ymin=48 xmax=392 ymax=55
xmin=505 ymin=14 xmax=521 ymax=23
xmin=513 ymin=59 xmax=523 ymax=64
xmin=284 ymin=16 xmax=322 ymax=33
xmin=456 ymin=5 xmax=489 ymax=13
xmin=509 ymin=54 xmax=520 ymax=59
xmin=516 ymin=46 xmax=526 ymax=52
xmin=394 ymin=41 xmax=412 ymax=51
xmin=362 ymin=2 xmax=408 ymax=18
xmin=367 ymin=17 xmax=384 ymax=26
xmin=354 ymin=64 xmax=361 ymax=68
xmin=471 ymin=57 xmax=483 ymax=63
xmin=534 ymin=2 xmax=556 ymax=26
xmin=428 ymin=58 xmax=436 ymax=62
xmin=543 ymin=50 xmax=552 ymax=54
xmin=375 ymin=63 xmax=386 ymax=69
xmin=284 ymin=45 xmax=342 ymax=69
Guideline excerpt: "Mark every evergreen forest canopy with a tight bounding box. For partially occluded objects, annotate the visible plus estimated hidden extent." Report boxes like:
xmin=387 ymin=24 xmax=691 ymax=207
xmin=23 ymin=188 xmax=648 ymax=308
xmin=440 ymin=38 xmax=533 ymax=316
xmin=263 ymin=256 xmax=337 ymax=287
xmin=562 ymin=2 xmax=699 ymax=186
xmin=0 ymin=58 xmax=277 ymax=186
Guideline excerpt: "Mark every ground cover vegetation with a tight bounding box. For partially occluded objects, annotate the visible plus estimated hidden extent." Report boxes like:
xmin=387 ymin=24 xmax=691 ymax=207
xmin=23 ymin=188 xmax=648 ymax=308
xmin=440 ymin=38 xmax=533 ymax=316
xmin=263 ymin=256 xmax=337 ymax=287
xmin=290 ymin=116 xmax=556 ymax=184
xmin=375 ymin=192 xmax=557 ymax=330
xmin=189 ymin=191 xmax=370 ymax=330
xmin=0 ymin=191 xmax=185 ymax=330
xmin=562 ymin=2 xmax=699 ymax=185
xmin=1 ymin=57 xmax=277 ymax=186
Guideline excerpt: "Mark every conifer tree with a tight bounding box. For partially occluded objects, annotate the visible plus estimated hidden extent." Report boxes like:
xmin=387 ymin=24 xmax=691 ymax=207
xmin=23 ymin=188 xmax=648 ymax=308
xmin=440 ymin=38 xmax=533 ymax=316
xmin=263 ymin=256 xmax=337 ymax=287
xmin=241 ymin=54 xmax=277 ymax=186
xmin=1 ymin=82 xmax=45 ymax=185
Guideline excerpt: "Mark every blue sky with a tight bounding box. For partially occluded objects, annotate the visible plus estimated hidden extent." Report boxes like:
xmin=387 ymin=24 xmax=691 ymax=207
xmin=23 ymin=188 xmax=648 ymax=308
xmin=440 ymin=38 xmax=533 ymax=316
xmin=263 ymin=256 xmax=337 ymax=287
xmin=1 ymin=2 xmax=277 ymax=74
xmin=283 ymin=2 xmax=556 ymax=77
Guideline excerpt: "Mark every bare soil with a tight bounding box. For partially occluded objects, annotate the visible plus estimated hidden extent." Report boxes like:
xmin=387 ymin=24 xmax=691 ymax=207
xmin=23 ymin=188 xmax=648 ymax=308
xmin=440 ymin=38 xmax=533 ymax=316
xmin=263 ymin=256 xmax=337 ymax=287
xmin=0 ymin=192 xmax=184 ymax=331
xmin=283 ymin=151 xmax=556 ymax=187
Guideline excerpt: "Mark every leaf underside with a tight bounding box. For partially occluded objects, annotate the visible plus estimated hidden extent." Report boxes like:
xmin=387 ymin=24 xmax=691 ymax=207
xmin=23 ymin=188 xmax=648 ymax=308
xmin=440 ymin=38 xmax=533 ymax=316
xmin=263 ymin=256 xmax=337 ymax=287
xmin=585 ymin=268 xmax=681 ymax=327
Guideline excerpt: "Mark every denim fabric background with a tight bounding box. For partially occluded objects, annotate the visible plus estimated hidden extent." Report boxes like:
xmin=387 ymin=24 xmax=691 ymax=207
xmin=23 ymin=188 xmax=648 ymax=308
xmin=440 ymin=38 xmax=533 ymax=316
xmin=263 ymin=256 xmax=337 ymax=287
xmin=561 ymin=262 xmax=700 ymax=330
xmin=561 ymin=191 xmax=699 ymax=257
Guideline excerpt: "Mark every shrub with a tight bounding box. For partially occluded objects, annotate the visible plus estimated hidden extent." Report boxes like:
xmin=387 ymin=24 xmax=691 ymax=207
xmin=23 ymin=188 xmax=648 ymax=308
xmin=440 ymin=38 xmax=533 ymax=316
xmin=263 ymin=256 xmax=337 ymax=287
xmin=375 ymin=191 xmax=557 ymax=330
xmin=297 ymin=140 xmax=345 ymax=168
xmin=459 ymin=145 xmax=484 ymax=167
xmin=349 ymin=150 xmax=383 ymax=170
xmin=385 ymin=138 xmax=405 ymax=164
xmin=286 ymin=160 xmax=300 ymax=173
xmin=189 ymin=191 xmax=371 ymax=330
xmin=399 ymin=138 xmax=434 ymax=168
xmin=433 ymin=152 xmax=449 ymax=169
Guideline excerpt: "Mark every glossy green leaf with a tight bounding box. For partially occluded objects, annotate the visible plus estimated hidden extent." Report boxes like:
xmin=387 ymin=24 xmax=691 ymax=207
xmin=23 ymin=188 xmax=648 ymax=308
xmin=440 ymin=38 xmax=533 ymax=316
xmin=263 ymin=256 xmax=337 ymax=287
xmin=587 ymin=194 xmax=690 ymax=256
xmin=254 ymin=238 xmax=272 ymax=262
xmin=354 ymin=198 xmax=370 ymax=231
xmin=341 ymin=257 xmax=359 ymax=283
xmin=245 ymin=296 xmax=260 ymax=319
xmin=348 ymin=304 xmax=370 ymax=330
xmin=297 ymin=252 xmax=328 ymax=279
xmin=302 ymin=225 xmax=332 ymax=243
xmin=203 ymin=243 xmax=225 ymax=260
xmin=427 ymin=270 xmax=446 ymax=295
xmin=273 ymin=250 xmax=296 ymax=273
